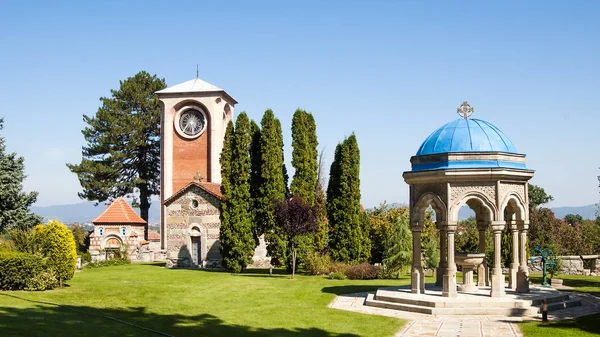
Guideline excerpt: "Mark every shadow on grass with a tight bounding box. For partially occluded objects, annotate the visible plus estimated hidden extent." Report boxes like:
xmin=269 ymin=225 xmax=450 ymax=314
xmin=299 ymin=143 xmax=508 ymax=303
xmin=321 ymin=285 xmax=402 ymax=296
xmin=519 ymin=313 xmax=600 ymax=336
xmin=0 ymin=294 xmax=359 ymax=337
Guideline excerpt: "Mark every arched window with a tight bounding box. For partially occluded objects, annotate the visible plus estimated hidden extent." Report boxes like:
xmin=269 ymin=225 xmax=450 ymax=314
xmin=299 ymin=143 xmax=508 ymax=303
xmin=98 ymin=227 xmax=104 ymax=236
xmin=121 ymin=227 xmax=126 ymax=236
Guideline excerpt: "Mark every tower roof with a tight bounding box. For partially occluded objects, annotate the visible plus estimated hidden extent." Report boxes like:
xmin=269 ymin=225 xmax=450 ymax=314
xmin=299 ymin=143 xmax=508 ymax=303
xmin=156 ymin=78 xmax=223 ymax=94
xmin=156 ymin=78 xmax=238 ymax=104
xmin=416 ymin=118 xmax=519 ymax=156
xmin=92 ymin=198 xmax=146 ymax=224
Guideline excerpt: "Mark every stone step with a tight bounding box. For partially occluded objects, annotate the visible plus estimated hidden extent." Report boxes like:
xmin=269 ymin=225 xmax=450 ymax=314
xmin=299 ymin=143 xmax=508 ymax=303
xmin=545 ymin=299 xmax=582 ymax=312
xmin=531 ymin=294 xmax=571 ymax=306
xmin=365 ymin=293 xmax=434 ymax=314
xmin=366 ymin=293 xmax=539 ymax=316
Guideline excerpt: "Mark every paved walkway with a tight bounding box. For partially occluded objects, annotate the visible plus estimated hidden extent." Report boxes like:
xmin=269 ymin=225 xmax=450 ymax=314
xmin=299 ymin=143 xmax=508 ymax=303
xmin=328 ymin=290 xmax=600 ymax=337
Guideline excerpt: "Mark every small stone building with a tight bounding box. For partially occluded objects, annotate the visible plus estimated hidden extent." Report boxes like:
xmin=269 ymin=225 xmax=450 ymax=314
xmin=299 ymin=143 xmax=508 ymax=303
xmin=89 ymin=197 xmax=156 ymax=262
xmin=163 ymin=181 xmax=223 ymax=268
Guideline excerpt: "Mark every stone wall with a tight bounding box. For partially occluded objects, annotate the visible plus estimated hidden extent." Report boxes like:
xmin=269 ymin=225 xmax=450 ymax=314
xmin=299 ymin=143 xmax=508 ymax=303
xmin=165 ymin=185 xmax=221 ymax=268
xmin=528 ymin=255 xmax=600 ymax=276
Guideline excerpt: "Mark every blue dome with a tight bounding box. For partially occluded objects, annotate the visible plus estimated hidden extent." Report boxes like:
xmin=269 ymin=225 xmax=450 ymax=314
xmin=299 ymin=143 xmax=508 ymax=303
xmin=416 ymin=118 xmax=518 ymax=156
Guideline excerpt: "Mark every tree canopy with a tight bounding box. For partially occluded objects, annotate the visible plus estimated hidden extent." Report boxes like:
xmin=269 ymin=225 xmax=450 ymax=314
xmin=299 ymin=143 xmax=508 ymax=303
xmin=528 ymin=184 xmax=554 ymax=209
xmin=0 ymin=118 xmax=42 ymax=232
xmin=67 ymin=71 xmax=166 ymax=238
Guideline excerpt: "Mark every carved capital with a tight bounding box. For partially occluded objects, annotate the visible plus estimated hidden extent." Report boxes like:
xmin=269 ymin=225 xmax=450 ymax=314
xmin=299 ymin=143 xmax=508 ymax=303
xmin=491 ymin=221 xmax=505 ymax=233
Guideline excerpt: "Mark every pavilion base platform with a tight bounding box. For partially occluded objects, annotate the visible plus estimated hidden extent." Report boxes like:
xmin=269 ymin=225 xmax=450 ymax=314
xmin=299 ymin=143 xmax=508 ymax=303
xmin=365 ymin=284 xmax=581 ymax=316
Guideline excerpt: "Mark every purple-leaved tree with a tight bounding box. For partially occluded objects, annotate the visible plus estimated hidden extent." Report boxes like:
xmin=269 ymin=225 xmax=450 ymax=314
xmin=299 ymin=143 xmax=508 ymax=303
xmin=274 ymin=195 xmax=318 ymax=279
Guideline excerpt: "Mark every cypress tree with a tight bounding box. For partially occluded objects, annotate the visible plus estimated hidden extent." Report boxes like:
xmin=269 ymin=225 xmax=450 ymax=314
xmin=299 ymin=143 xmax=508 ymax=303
xmin=219 ymin=121 xmax=235 ymax=268
xmin=219 ymin=114 xmax=255 ymax=272
xmin=255 ymin=110 xmax=288 ymax=266
xmin=249 ymin=120 xmax=262 ymax=245
xmin=290 ymin=109 xmax=318 ymax=204
xmin=327 ymin=134 xmax=370 ymax=262
xmin=289 ymin=109 xmax=319 ymax=268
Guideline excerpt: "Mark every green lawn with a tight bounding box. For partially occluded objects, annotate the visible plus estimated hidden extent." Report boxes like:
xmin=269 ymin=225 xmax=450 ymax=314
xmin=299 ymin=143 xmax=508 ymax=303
xmin=0 ymin=263 xmax=410 ymax=337
xmin=518 ymin=273 xmax=600 ymax=337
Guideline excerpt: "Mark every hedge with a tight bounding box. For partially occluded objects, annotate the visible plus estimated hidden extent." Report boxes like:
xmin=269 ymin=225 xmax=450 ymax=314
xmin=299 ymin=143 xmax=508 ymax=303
xmin=0 ymin=251 xmax=52 ymax=290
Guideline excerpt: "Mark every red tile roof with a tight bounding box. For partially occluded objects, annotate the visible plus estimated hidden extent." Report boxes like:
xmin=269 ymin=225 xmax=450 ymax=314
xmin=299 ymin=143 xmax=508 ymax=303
xmin=163 ymin=181 xmax=222 ymax=205
xmin=148 ymin=230 xmax=161 ymax=241
xmin=92 ymin=198 xmax=147 ymax=224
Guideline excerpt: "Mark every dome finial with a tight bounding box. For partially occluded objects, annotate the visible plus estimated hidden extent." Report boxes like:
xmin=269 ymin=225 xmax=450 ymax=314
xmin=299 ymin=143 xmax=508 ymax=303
xmin=457 ymin=101 xmax=474 ymax=119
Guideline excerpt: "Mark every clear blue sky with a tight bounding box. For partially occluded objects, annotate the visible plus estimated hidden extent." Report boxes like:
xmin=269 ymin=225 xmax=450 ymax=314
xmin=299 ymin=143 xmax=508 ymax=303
xmin=1 ymin=1 xmax=598 ymax=209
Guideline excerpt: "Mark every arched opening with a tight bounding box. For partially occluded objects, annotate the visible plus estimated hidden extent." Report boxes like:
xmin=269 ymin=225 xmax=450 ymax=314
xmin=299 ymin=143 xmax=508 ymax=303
xmin=453 ymin=195 xmax=495 ymax=289
xmin=103 ymin=236 xmax=123 ymax=260
xmin=411 ymin=192 xmax=447 ymax=293
xmin=501 ymin=195 xmax=527 ymax=290
xmin=190 ymin=226 xmax=202 ymax=265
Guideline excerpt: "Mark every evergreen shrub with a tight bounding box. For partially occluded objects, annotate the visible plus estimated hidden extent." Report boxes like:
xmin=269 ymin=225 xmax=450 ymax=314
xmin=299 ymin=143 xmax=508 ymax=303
xmin=0 ymin=251 xmax=48 ymax=290
xmin=305 ymin=252 xmax=332 ymax=275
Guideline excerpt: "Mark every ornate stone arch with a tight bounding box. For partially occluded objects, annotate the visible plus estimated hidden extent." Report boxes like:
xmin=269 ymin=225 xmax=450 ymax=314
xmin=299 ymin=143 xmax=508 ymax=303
xmin=450 ymin=192 xmax=497 ymax=223
xmin=412 ymin=191 xmax=447 ymax=226
xmin=101 ymin=235 xmax=123 ymax=249
xmin=501 ymin=194 xmax=527 ymax=222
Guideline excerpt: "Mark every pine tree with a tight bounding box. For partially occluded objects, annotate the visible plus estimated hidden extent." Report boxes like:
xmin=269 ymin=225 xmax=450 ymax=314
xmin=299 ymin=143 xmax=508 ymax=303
xmin=67 ymin=71 xmax=166 ymax=239
xmin=0 ymin=118 xmax=42 ymax=232
xmin=327 ymin=134 xmax=369 ymax=262
xmin=255 ymin=110 xmax=288 ymax=266
xmin=219 ymin=113 xmax=256 ymax=272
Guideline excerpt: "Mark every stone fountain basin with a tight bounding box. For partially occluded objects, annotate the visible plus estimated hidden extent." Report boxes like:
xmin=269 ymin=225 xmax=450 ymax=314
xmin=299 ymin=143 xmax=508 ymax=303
xmin=455 ymin=252 xmax=486 ymax=267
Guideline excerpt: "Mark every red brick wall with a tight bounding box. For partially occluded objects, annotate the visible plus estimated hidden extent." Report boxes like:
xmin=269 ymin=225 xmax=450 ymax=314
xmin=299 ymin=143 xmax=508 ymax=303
xmin=172 ymin=129 xmax=210 ymax=193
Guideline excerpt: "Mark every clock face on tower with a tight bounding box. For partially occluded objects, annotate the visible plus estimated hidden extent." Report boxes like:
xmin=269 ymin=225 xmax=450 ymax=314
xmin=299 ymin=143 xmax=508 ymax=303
xmin=175 ymin=108 xmax=207 ymax=139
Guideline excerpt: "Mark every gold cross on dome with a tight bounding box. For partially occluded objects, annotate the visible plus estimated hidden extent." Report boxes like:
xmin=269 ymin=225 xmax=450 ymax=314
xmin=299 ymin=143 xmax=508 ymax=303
xmin=457 ymin=101 xmax=474 ymax=119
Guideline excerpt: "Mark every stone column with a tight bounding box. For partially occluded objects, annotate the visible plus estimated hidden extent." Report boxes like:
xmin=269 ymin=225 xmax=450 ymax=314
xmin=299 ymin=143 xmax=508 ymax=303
xmin=443 ymin=224 xmax=457 ymax=298
xmin=436 ymin=228 xmax=446 ymax=287
xmin=509 ymin=223 xmax=519 ymax=290
xmin=477 ymin=223 xmax=487 ymax=287
xmin=411 ymin=225 xmax=425 ymax=294
xmin=491 ymin=222 xmax=506 ymax=297
xmin=517 ymin=223 xmax=530 ymax=293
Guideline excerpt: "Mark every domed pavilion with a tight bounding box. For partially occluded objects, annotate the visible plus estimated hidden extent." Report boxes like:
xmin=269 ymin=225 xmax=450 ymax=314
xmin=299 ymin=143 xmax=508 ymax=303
xmin=402 ymin=102 xmax=534 ymax=298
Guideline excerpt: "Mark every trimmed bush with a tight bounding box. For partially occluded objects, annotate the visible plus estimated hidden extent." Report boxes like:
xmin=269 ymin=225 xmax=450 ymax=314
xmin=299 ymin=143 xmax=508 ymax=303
xmin=329 ymin=261 xmax=350 ymax=274
xmin=37 ymin=220 xmax=77 ymax=287
xmin=85 ymin=258 xmax=130 ymax=269
xmin=345 ymin=263 xmax=379 ymax=280
xmin=0 ymin=251 xmax=47 ymax=290
xmin=26 ymin=270 xmax=58 ymax=291
xmin=328 ymin=271 xmax=346 ymax=280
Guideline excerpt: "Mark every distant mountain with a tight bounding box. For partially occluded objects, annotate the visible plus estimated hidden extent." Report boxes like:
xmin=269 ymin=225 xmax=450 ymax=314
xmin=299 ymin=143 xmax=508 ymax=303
xmin=32 ymin=201 xmax=161 ymax=224
xmin=380 ymin=202 xmax=598 ymax=221
xmin=31 ymin=200 xmax=598 ymax=224
xmin=550 ymin=204 xmax=598 ymax=220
